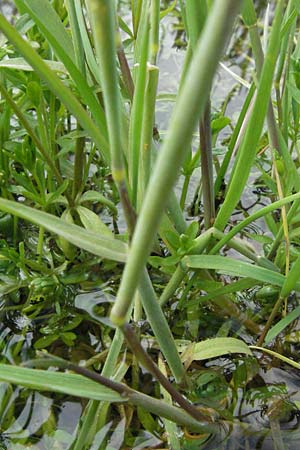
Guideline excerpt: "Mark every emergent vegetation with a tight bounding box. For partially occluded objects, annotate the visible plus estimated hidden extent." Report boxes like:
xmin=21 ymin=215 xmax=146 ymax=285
xmin=1 ymin=0 xmax=300 ymax=448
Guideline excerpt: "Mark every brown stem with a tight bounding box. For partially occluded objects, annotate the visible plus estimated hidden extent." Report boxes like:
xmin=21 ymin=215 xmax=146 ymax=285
xmin=200 ymin=100 xmax=215 ymax=228
xmin=117 ymin=47 xmax=134 ymax=100
xmin=257 ymin=296 xmax=283 ymax=346
xmin=122 ymin=323 xmax=213 ymax=423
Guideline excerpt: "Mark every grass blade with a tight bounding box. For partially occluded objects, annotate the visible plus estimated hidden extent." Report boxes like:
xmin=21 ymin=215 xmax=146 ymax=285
xmin=0 ymin=198 xmax=127 ymax=262
xmin=184 ymin=255 xmax=287 ymax=288
xmin=0 ymin=364 xmax=122 ymax=402
xmin=215 ymin=0 xmax=285 ymax=230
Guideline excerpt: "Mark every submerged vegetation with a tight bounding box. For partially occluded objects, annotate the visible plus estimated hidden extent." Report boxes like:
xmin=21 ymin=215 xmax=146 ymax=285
xmin=1 ymin=0 xmax=300 ymax=448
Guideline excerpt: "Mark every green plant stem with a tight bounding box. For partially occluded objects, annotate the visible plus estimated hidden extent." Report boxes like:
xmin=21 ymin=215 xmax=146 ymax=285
xmin=214 ymin=83 xmax=256 ymax=194
xmin=268 ymin=199 xmax=300 ymax=260
xmin=242 ymin=0 xmax=299 ymax=196
xmin=74 ymin=327 xmax=125 ymax=449
xmin=185 ymin=0 xmax=214 ymax=228
xmin=37 ymin=226 xmax=44 ymax=264
xmin=139 ymin=269 xmax=186 ymax=383
xmin=87 ymin=0 xmax=136 ymax=235
xmin=275 ymin=1 xmax=295 ymax=127
xmin=138 ymin=64 xmax=159 ymax=206
xmin=159 ymin=264 xmax=188 ymax=308
xmin=64 ymin=0 xmax=87 ymax=200
xmin=149 ymin=0 xmax=160 ymax=65
xmin=110 ymin=0 xmax=241 ymax=326
xmin=180 ymin=173 xmax=191 ymax=210
xmin=129 ymin=1 xmax=150 ymax=207
xmin=39 ymin=354 xmax=219 ymax=434
xmin=65 ymin=0 xmax=86 ymax=74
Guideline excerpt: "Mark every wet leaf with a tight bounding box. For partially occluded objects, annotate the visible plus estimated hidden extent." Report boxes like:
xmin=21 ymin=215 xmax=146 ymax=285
xmin=0 ymin=364 xmax=123 ymax=402
xmin=265 ymin=305 xmax=300 ymax=344
xmin=181 ymin=338 xmax=252 ymax=362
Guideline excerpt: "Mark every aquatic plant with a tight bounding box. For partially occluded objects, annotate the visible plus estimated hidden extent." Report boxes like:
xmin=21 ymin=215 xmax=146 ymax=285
xmin=0 ymin=0 xmax=300 ymax=448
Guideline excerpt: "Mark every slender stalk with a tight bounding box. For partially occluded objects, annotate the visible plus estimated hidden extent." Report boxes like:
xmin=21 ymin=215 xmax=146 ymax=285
xmin=64 ymin=2 xmax=87 ymax=200
xmin=138 ymin=269 xmax=186 ymax=383
xmin=128 ymin=0 xmax=150 ymax=206
xmin=149 ymin=0 xmax=160 ymax=65
xmin=186 ymin=0 xmax=214 ymax=228
xmin=242 ymin=0 xmax=292 ymax=161
xmin=214 ymin=83 xmax=256 ymax=194
xmin=122 ymin=324 xmax=211 ymax=422
xmin=110 ymin=0 xmax=241 ymax=326
xmin=167 ymin=191 xmax=188 ymax=234
xmin=211 ymin=192 xmax=300 ymax=256
xmin=65 ymin=0 xmax=86 ymax=74
xmin=258 ymin=253 xmax=300 ymax=346
xmin=87 ymin=0 xmax=136 ymax=235
xmin=257 ymin=296 xmax=282 ymax=346
xmin=274 ymin=0 xmax=295 ymax=127
xmin=37 ymin=226 xmax=45 ymax=264
xmin=36 ymin=354 xmax=219 ymax=434
xmin=200 ymin=101 xmax=215 ymax=228
xmin=138 ymin=64 xmax=159 ymax=207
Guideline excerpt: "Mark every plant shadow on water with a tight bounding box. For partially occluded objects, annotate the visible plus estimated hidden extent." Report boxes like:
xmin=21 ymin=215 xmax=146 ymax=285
xmin=1 ymin=0 xmax=300 ymax=449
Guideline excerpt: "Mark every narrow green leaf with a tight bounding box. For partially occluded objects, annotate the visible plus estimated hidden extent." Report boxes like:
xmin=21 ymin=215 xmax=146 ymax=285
xmin=215 ymin=0 xmax=284 ymax=230
xmin=80 ymin=191 xmax=117 ymax=214
xmin=0 ymin=198 xmax=127 ymax=262
xmin=160 ymin=0 xmax=177 ymax=19
xmin=265 ymin=305 xmax=300 ymax=344
xmin=280 ymin=254 xmax=300 ymax=298
xmin=186 ymin=278 xmax=258 ymax=308
xmin=76 ymin=206 xmax=113 ymax=237
xmin=0 ymin=364 xmax=123 ymax=402
xmin=211 ymin=192 xmax=300 ymax=255
xmin=17 ymin=0 xmax=75 ymax=57
xmin=0 ymin=57 xmax=67 ymax=73
xmin=181 ymin=337 xmax=252 ymax=362
xmin=184 ymin=255 xmax=286 ymax=287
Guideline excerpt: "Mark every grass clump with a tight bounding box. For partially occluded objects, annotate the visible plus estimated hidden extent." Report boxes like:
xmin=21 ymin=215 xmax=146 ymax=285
xmin=0 ymin=0 xmax=300 ymax=448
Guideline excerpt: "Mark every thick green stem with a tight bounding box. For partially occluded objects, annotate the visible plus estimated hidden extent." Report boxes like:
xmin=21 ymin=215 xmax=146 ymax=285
xmin=139 ymin=269 xmax=186 ymax=383
xmin=87 ymin=0 xmax=136 ymax=235
xmin=110 ymin=0 xmax=241 ymax=326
